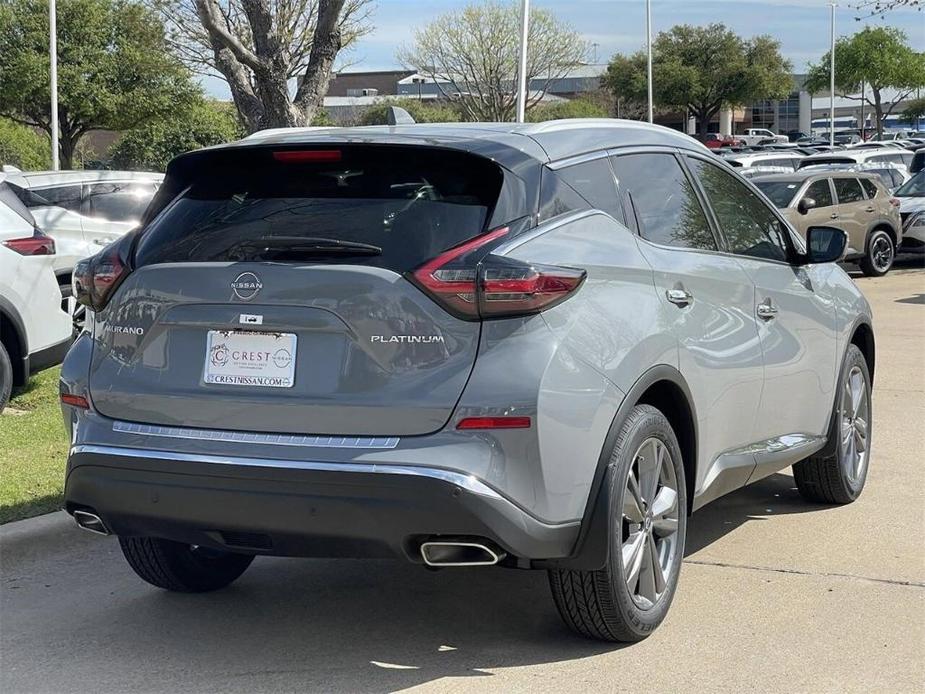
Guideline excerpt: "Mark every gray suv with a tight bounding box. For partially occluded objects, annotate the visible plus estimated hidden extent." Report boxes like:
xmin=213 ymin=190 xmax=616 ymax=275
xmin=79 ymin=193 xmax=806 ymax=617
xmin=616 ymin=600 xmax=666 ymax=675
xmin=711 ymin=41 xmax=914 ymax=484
xmin=61 ymin=120 xmax=875 ymax=642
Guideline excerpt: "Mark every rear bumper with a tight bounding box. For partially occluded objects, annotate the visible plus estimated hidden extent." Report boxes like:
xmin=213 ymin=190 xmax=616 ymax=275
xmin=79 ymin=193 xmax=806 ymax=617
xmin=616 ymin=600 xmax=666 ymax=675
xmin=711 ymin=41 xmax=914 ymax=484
xmin=64 ymin=445 xmax=579 ymax=562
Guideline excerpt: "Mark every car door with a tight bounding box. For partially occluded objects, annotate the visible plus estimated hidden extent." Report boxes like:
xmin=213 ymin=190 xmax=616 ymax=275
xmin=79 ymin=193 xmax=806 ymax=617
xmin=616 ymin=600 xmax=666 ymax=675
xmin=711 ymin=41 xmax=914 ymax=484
xmin=80 ymin=181 xmax=158 ymax=249
xmin=831 ymin=177 xmax=868 ymax=256
xmin=796 ymin=177 xmax=839 ymax=236
xmin=611 ymin=150 xmax=765 ymax=506
xmin=685 ymin=154 xmax=838 ymax=482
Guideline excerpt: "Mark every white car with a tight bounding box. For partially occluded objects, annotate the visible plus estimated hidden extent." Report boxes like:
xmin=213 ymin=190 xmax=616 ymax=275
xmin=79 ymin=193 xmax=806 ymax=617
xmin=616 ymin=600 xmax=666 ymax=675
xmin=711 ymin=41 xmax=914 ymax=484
xmin=894 ymin=170 xmax=925 ymax=253
xmin=0 ymin=176 xmax=73 ymax=411
xmin=737 ymin=128 xmax=789 ymax=145
xmin=798 ymin=148 xmax=914 ymax=175
xmin=723 ymin=151 xmax=805 ymax=171
xmin=799 ymin=161 xmax=910 ymax=192
xmin=6 ymin=170 xmax=162 ymax=294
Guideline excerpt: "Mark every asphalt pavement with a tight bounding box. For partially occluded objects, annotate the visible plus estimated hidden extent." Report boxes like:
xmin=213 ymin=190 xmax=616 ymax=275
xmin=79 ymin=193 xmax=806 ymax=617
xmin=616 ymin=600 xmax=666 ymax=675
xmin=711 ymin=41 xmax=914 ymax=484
xmin=2 ymin=258 xmax=923 ymax=693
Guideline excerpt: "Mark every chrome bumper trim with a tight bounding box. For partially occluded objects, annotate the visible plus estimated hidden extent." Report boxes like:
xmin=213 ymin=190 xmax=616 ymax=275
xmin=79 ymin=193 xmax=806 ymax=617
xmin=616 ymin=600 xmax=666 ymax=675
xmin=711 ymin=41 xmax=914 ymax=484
xmin=111 ymin=420 xmax=400 ymax=450
xmin=69 ymin=444 xmax=503 ymax=500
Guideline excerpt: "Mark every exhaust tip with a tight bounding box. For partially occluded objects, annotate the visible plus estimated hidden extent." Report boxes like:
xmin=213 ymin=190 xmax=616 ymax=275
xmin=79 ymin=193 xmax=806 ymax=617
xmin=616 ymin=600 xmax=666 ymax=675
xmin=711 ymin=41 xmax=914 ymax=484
xmin=420 ymin=540 xmax=504 ymax=567
xmin=73 ymin=510 xmax=110 ymax=536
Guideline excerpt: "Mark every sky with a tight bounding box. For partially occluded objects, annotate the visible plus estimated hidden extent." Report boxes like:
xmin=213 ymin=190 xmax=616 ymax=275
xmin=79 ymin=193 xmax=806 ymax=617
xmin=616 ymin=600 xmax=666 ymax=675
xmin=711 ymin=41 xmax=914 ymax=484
xmin=201 ymin=0 xmax=925 ymax=98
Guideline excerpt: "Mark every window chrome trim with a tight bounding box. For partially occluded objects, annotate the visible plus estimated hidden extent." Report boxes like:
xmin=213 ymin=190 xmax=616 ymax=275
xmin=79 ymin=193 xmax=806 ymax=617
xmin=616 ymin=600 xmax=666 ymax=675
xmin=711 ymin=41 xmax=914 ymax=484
xmin=111 ymin=420 xmax=400 ymax=449
xmin=70 ymin=444 xmax=504 ymax=500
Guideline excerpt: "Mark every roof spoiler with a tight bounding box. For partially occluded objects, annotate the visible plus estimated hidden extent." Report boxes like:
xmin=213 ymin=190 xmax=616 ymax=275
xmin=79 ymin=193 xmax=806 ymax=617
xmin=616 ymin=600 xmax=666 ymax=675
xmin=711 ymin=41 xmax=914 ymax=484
xmin=387 ymin=106 xmax=415 ymax=126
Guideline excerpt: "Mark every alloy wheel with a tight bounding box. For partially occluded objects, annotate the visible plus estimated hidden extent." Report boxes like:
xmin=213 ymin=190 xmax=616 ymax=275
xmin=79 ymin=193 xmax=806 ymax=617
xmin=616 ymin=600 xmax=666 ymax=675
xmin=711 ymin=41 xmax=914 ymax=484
xmin=620 ymin=437 xmax=681 ymax=610
xmin=839 ymin=365 xmax=869 ymax=485
xmin=870 ymin=234 xmax=893 ymax=274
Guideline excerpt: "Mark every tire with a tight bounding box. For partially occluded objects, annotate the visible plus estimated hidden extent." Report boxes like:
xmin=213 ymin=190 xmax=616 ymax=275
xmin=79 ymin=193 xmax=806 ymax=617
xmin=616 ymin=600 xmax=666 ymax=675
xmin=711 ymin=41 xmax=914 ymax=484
xmin=548 ymin=404 xmax=687 ymax=642
xmin=0 ymin=341 xmax=12 ymax=413
xmin=119 ymin=536 xmax=254 ymax=592
xmin=859 ymin=228 xmax=894 ymax=277
xmin=793 ymin=344 xmax=871 ymax=504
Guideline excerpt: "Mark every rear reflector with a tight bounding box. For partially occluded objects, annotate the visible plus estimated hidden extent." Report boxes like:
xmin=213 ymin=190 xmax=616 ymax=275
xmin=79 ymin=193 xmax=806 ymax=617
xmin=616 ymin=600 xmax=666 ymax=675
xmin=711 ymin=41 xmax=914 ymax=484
xmin=2 ymin=230 xmax=55 ymax=256
xmin=60 ymin=394 xmax=90 ymax=409
xmin=457 ymin=416 xmax=531 ymax=430
xmin=273 ymin=150 xmax=342 ymax=163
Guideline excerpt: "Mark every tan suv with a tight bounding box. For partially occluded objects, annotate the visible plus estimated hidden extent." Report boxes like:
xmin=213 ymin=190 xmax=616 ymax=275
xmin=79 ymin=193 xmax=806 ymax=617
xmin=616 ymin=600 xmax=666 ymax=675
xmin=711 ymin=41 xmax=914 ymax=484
xmin=753 ymin=171 xmax=902 ymax=276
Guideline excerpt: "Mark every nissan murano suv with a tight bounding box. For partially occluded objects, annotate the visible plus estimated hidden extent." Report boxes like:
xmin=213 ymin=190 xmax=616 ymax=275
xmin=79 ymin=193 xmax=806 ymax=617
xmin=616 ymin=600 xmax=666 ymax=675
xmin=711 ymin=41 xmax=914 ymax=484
xmin=61 ymin=119 xmax=875 ymax=642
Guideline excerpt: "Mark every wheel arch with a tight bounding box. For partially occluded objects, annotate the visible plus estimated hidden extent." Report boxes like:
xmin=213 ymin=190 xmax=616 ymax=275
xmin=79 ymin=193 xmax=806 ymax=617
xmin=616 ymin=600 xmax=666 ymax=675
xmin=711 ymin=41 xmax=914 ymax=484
xmin=850 ymin=319 xmax=875 ymax=384
xmin=0 ymin=296 xmax=28 ymax=386
xmin=537 ymin=365 xmax=698 ymax=571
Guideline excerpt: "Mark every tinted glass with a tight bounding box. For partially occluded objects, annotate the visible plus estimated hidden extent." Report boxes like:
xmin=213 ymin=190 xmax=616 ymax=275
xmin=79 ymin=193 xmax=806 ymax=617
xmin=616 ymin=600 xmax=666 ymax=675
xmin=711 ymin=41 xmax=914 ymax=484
xmin=538 ymin=168 xmax=589 ymax=222
xmin=687 ymin=157 xmax=790 ymax=262
xmin=610 ymin=153 xmax=716 ymax=250
xmin=34 ymin=184 xmax=82 ymax=211
xmin=859 ymin=178 xmax=879 ymax=199
xmin=135 ymin=147 xmax=503 ymax=272
xmin=834 ymin=178 xmax=865 ymax=204
xmin=766 ymin=158 xmax=798 ymax=171
xmin=753 ymin=180 xmax=801 ymax=208
xmin=0 ymin=182 xmax=37 ymax=226
xmin=805 ymin=179 xmax=834 ymax=207
xmin=556 ymin=158 xmax=624 ymax=224
xmin=895 ymin=171 xmax=925 ymax=197
xmin=84 ymin=182 xmax=157 ymax=222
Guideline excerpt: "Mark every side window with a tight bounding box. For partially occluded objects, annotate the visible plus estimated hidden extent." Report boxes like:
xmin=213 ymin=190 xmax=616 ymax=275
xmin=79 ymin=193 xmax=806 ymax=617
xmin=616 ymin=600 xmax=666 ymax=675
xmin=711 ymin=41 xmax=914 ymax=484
xmin=686 ymin=156 xmax=791 ymax=263
xmin=555 ymin=158 xmax=625 ymax=225
xmin=82 ymin=182 xmax=158 ymax=223
xmin=33 ymin=184 xmax=82 ymax=212
xmin=859 ymin=178 xmax=879 ymax=199
xmin=538 ymin=168 xmax=589 ymax=222
xmin=805 ymin=179 xmax=834 ymax=207
xmin=609 ymin=153 xmax=716 ymax=250
xmin=833 ymin=178 xmax=865 ymax=204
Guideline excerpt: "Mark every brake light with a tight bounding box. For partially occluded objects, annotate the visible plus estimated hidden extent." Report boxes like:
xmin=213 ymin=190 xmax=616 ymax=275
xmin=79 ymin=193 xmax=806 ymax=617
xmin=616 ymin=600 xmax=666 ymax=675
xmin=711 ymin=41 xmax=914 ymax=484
xmin=2 ymin=230 xmax=55 ymax=255
xmin=60 ymin=393 xmax=90 ymax=409
xmin=73 ymin=235 xmax=133 ymax=312
xmin=273 ymin=150 xmax=342 ymax=163
xmin=457 ymin=416 xmax=531 ymax=430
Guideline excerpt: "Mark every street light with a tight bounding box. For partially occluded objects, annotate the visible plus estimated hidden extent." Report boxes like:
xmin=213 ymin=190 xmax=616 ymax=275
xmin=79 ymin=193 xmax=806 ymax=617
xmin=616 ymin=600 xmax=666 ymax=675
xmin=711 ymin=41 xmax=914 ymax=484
xmin=49 ymin=0 xmax=59 ymax=170
xmin=646 ymin=0 xmax=653 ymax=124
xmin=829 ymin=1 xmax=836 ymax=147
xmin=515 ymin=0 xmax=529 ymax=123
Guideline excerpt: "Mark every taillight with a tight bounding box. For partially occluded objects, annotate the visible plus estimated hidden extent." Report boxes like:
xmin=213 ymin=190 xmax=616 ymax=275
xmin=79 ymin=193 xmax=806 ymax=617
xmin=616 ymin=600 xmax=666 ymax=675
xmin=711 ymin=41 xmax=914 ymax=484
xmin=73 ymin=234 xmax=134 ymax=312
xmin=273 ymin=150 xmax=342 ymax=163
xmin=2 ymin=229 xmax=55 ymax=255
xmin=411 ymin=226 xmax=586 ymax=320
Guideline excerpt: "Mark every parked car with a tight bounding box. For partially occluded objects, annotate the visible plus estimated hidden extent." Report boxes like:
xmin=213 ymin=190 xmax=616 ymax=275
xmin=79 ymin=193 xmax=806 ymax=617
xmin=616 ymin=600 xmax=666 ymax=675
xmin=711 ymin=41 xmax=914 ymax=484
xmin=798 ymin=148 xmax=914 ymax=174
xmin=6 ymin=170 xmax=163 ymax=300
xmin=0 ymin=176 xmax=73 ymax=411
xmin=724 ymin=150 xmax=805 ymax=171
xmin=736 ymin=127 xmax=789 ymax=145
xmin=752 ymin=170 xmax=902 ymax=276
xmin=894 ymin=170 xmax=925 ymax=253
xmin=786 ymin=130 xmax=808 ymax=142
xmin=867 ymin=131 xmax=911 ymax=142
xmin=61 ymin=119 xmax=875 ymax=643
xmin=697 ymin=133 xmax=744 ymax=149
xmin=799 ymin=161 xmax=910 ymax=192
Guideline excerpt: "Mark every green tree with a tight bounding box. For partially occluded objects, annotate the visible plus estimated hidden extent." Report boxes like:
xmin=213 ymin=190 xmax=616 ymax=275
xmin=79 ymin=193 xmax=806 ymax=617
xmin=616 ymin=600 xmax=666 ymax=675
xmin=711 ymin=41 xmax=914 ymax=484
xmin=0 ymin=118 xmax=50 ymax=170
xmin=109 ymin=99 xmax=243 ymax=171
xmin=903 ymin=96 xmax=925 ymax=126
xmin=805 ymin=27 xmax=925 ymax=137
xmin=357 ymin=98 xmax=462 ymax=126
xmin=525 ymin=98 xmax=608 ymax=122
xmin=605 ymin=24 xmax=792 ymax=138
xmin=0 ymin=0 xmax=198 ymax=169
xmin=398 ymin=1 xmax=589 ymax=122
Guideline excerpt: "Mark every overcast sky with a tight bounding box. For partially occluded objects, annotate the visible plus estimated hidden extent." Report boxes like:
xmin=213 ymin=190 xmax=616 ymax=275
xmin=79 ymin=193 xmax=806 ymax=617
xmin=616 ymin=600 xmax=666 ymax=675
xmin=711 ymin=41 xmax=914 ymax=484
xmin=202 ymin=0 xmax=925 ymax=98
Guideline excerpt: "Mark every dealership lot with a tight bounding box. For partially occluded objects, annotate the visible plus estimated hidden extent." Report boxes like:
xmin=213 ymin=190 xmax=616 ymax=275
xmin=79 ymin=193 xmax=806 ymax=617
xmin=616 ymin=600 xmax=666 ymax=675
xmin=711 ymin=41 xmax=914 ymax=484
xmin=1 ymin=260 xmax=923 ymax=693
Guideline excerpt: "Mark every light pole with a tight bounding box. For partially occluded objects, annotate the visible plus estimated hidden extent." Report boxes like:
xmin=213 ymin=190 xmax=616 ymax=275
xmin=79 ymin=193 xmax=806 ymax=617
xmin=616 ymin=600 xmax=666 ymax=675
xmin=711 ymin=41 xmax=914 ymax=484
xmin=49 ymin=0 xmax=59 ymax=170
xmin=515 ymin=0 xmax=529 ymax=123
xmin=829 ymin=1 xmax=836 ymax=147
xmin=646 ymin=0 xmax=653 ymax=123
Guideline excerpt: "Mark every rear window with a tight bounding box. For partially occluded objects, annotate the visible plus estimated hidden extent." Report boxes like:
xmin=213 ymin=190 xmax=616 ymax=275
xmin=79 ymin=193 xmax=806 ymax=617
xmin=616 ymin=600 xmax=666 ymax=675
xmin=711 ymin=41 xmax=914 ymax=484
xmin=799 ymin=157 xmax=852 ymax=169
xmin=134 ymin=147 xmax=505 ymax=272
xmin=753 ymin=180 xmax=800 ymax=208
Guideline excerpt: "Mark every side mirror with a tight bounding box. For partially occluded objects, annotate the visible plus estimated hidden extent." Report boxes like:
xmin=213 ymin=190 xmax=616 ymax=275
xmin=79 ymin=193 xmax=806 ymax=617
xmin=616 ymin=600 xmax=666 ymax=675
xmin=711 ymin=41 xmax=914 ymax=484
xmin=797 ymin=197 xmax=817 ymax=215
xmin=802 ymin=226 xmax=848 ymax=264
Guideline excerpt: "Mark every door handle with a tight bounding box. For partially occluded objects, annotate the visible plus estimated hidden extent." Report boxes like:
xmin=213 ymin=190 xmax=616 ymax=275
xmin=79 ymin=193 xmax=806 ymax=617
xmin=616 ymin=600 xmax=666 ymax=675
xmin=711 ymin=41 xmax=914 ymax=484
xmin=829 ymin=213 xmax=839 ymax=220
xmin=666 ymin=288 xmax=693 ymax=307
xmin=757 ymin=299 xmax=778 ymax=320
xmin=865 ymin=206 xmax=876 ymax=213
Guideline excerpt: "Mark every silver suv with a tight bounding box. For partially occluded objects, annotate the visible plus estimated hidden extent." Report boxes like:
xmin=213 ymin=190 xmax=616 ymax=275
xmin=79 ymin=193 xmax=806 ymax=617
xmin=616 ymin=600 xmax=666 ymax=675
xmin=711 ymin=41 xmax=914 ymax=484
xmin=61 ymin=120 xmax=875 ymax=642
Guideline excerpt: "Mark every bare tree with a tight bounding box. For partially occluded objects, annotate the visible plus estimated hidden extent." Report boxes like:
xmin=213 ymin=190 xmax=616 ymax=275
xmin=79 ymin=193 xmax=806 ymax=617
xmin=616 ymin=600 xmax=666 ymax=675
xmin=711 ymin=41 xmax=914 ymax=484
xmin=398 ymin=1 xmax=590 ymax=122
xmin=853 ymin=0 xmax=922 ymax=17
xmin=150 ymin=0 xmax=372 ymax=132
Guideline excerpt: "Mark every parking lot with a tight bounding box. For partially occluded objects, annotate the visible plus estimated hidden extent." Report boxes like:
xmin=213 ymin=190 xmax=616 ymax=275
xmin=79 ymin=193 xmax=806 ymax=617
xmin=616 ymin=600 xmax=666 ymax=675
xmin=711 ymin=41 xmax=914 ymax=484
xmin=1 ymin=259 xmax=923 ymax=694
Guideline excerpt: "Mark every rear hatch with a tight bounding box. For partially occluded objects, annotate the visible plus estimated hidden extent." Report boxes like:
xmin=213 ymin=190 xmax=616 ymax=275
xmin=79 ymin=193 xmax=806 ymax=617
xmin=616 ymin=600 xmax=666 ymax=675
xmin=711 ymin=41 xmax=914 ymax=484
xmin=87 ymin=144 xmax=515 ymax=436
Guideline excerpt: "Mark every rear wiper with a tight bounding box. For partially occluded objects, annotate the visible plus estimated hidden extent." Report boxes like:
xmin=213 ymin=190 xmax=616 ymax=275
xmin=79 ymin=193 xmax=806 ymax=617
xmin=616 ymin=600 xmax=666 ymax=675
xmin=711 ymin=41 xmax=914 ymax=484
xmin=226 ymin=236 xmax=382 ymax=260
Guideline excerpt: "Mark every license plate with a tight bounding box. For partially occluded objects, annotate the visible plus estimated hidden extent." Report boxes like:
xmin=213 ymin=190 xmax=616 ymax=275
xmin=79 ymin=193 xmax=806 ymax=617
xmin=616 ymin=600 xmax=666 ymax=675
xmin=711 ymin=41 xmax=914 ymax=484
xmin=204 ymin=330 xmax=297 ymax=388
